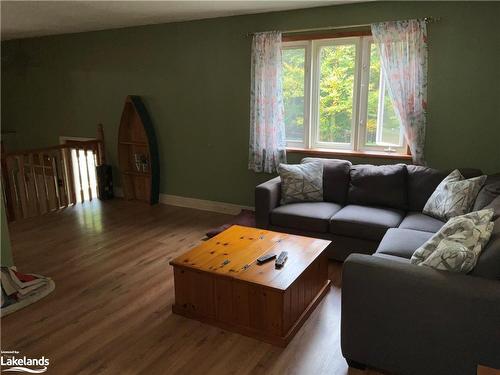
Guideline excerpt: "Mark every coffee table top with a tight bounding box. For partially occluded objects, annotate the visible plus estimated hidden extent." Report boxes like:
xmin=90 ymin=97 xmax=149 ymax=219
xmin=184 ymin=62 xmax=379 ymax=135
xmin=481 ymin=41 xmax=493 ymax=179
xmin=170 ymin=225 xmax=331 ymax=291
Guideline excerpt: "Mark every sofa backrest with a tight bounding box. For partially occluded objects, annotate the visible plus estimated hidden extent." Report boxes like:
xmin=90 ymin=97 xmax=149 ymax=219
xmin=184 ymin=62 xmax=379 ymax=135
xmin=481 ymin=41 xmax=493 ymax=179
xmin=473 ymin=173 xmax=500 ymax=211
xmin=301 ymin=157 xmax=351 ymax=204
xmin=406 ymin=166 xmax=484 ymax=212
xmin=347 ymin=164 xmax=408 ymax=210
xmin=300 ymin=158 xmax=484 ymax=212
xmin=406 ymin=166 xmax=448 ymax=211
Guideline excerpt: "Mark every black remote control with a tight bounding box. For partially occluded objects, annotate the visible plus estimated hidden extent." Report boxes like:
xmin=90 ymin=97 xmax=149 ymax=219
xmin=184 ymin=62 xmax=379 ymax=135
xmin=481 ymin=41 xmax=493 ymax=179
xmin=257 ymin=253 xmax=277 ymax=265
xmin=275 ymin=251 xmax=288 ymax=269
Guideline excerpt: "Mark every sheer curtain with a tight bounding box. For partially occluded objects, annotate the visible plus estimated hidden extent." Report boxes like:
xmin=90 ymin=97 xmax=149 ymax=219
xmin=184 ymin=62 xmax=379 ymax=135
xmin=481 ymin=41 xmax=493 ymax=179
xmin=248 ymin=31 xmax=287 ymax=173
xmin=371 ymin=19 xmax=428 ymax=165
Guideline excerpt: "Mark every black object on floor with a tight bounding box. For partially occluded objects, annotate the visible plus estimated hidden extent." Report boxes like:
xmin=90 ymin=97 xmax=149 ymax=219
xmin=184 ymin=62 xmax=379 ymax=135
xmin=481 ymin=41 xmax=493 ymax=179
xmin=96 ymin=164 xmax=114 ymax=200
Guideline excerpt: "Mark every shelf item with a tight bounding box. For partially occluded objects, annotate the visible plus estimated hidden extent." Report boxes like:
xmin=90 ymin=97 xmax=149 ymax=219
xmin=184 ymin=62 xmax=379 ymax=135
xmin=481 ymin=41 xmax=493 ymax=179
xmin=118 ymin=96 xmax=159 ymax=204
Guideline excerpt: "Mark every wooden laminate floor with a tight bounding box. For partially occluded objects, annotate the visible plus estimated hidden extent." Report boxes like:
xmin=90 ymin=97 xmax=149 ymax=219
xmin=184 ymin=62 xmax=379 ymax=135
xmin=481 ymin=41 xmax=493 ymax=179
xmin=2 ymin=200 xmax=383 ymax=375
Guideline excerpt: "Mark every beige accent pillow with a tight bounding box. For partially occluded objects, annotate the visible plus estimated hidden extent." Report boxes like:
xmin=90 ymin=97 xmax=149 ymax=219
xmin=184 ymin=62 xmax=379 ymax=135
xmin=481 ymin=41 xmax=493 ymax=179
xmin=423 ymin=169 xmax=486 ymax=221
xmin=278 ymin=162 xmax=323 ymax=205
xmin=411 ymin=209 xmax=494 ymax=273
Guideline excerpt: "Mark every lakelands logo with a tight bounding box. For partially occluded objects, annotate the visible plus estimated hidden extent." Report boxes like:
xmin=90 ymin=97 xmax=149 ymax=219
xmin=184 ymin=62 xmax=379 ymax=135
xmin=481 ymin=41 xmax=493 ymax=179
xmin=1 ymin=351 xmax=50 ymax=373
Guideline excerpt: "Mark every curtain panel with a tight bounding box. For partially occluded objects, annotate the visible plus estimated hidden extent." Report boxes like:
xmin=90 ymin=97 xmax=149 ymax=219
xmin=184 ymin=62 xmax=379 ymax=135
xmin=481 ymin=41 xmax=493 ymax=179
xmin=371 ymin=19 xmax=428 ymax=165
xmin=248 ymin=31 xmax=287 ymax=173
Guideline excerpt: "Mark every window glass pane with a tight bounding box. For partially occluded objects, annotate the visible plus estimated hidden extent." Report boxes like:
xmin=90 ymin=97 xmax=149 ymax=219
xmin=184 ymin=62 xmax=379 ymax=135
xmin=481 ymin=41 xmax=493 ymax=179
xmin=282 ymin=47 xmax=306 ymax=143
xmin=366 ymin=43 xmax=402 ymax=147
xmin=318 ymin=43 xmax=356 ymax=144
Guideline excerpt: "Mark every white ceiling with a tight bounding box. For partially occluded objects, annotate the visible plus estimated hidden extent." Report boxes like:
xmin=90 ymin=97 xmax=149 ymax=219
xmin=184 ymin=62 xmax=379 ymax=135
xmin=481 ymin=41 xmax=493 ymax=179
xmin=1 ymin=1 xmax=362 ymax=41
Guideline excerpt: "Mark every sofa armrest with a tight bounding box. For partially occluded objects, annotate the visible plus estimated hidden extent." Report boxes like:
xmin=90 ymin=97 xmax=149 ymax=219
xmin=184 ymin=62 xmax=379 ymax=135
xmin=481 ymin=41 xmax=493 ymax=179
xmin=255 ymin=177 xmax=281 ymax=228
xmin=341 ymin=254 xmax=500 ymax=375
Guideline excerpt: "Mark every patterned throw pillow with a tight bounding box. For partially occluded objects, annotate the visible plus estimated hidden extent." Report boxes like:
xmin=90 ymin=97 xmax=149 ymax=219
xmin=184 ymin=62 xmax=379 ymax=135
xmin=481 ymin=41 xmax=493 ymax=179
xmin=423 ymin=169 xmax=487 ymax=221
xmin=278 ymin=162 xmax=323 ymax=205
xmin=410 ymin=209 xmax=494 ymax=273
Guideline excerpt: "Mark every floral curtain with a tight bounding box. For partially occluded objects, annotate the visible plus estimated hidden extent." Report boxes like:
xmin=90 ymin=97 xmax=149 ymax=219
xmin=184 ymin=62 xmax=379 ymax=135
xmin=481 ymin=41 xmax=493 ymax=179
xmin=248 ymin=31 xmax=287 ymax=173
xmin=371 ymin=19 xmax=428 ymax=165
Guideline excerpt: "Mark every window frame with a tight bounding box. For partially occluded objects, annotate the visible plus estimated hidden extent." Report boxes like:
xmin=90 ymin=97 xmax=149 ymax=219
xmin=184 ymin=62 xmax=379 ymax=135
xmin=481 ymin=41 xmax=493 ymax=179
xmin=281 ymin=40 xmax=311 ymax=149
xmin=281 ymin=34 xmax=408 ymax=155
xmin=357 ymin=37 xmax=406 ymax=153
xmin=310 ymin=37 xmax=362 ymax=151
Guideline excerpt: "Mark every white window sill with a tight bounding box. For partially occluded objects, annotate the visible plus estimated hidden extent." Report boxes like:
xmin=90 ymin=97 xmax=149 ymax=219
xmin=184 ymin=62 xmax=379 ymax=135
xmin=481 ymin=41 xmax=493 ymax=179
xmin=286 ymin=147 xmax=412 ymax=161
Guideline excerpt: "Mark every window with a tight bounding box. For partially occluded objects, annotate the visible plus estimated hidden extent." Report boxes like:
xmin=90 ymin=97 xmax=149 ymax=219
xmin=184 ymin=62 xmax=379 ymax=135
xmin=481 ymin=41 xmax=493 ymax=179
xmin=282 ymin=35 xmax=406 ymax=154
xmin=282 ymin=42 xmax=309 ymax=147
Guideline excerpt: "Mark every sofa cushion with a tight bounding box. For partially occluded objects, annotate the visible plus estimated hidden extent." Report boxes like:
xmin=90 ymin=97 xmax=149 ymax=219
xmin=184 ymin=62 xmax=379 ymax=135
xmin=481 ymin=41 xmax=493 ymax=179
xmin=348 ymin=164 xmax=407 ymax=210
xmin=330 ymin=205 xmax=405 ymax=241
xmin=473 ymin=173 xmax=500 ymax=211
xmin=406 ymin=166 xmax=483 ymax=212
xmin=406 ymin=165 xmax=448 ymax=212
xmin=376 ymin=228 xmax=434 ymax=259
xmin=302 ymin=158 xmax=351 ymax=204
xmin=470 ymin=218 xmax=500 ymax=280
xmin=271 ymin=202 xmax=342 ymax=233
xmin=398 ymin=212 xmax=445 ymax=233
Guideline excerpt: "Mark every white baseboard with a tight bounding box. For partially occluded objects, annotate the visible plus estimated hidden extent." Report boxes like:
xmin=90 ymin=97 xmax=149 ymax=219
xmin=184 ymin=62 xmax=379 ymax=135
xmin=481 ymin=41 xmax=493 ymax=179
xmin=159 ymin=194 xmax=254 ymax=215
xmin=113 ymin=186 xmax=250 ymax=215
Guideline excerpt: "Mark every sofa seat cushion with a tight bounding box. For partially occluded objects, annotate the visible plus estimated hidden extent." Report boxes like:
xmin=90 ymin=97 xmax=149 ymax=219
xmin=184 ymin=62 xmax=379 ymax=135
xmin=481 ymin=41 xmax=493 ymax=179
xmin=271 ymin=202 xmax=342 ymax=233
xmin=398 ymin=212 xmax=445 ymax=233
xmin=376 ymin=228 xmax=434 ymax=259
xmin=329 ymin=205 xmax=405 ymax=241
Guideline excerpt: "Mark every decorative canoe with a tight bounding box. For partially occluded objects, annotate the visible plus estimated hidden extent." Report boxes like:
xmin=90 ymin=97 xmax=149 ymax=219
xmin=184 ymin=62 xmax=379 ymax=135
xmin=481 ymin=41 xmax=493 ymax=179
xmin=118 ymin=96 xmax=160 ymax=204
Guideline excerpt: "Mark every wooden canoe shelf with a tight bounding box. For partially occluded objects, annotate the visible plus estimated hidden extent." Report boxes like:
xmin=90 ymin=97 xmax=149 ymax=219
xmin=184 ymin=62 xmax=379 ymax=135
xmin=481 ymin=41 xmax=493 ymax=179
xmin=118 ymin=96 xmax=160 ymax=204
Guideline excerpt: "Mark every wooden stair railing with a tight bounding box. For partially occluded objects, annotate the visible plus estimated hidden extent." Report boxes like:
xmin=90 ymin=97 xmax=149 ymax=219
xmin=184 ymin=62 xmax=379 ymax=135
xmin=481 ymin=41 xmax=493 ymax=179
xmin=2 ymin=135 xmax=104 ymax=221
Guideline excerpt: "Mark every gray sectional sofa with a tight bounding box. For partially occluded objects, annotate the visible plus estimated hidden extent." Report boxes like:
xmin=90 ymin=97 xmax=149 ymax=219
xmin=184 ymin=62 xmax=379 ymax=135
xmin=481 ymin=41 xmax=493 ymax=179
xmin=255 ymin=157 xmax=500 ymax=375
xmin=256 ymin=157 xmax=486 ymax=261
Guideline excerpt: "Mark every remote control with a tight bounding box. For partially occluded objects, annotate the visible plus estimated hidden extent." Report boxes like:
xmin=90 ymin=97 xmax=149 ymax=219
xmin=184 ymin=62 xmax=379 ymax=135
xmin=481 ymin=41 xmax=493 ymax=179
xmin=275 ymin=251 xmax=288 ymax=269
xmin=257 ymin=253 xmax=277 ymax=265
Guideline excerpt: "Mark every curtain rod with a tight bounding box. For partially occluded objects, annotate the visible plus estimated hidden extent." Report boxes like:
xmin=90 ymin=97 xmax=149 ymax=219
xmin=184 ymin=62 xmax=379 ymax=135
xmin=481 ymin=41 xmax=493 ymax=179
xmin=245 ymin=17 xmax=440 ymax=37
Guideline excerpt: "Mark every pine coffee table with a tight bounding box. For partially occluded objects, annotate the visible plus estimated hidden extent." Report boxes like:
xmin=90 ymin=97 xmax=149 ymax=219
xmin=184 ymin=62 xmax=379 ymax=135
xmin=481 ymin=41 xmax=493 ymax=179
xmin=170 ymin=225 xmax=331 ymax=346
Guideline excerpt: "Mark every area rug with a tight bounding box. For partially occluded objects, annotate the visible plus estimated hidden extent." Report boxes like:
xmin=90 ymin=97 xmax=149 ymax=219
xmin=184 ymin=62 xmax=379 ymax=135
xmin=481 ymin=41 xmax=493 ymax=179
xmin=1 ymin=267 xmax=55 ymax=317
xmin=206 ymin=209 xmax=256 ymax=238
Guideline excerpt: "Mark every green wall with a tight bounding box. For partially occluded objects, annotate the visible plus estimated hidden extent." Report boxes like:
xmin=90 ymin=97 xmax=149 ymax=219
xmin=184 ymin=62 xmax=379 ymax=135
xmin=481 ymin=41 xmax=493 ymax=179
xmin=2 ymin=1 xmax=499 ymax=206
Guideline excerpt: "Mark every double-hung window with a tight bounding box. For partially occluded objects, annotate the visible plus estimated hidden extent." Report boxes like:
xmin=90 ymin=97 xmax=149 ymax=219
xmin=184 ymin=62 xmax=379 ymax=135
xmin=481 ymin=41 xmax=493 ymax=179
xmin=282 ymin=34 xmax=406 ymax=154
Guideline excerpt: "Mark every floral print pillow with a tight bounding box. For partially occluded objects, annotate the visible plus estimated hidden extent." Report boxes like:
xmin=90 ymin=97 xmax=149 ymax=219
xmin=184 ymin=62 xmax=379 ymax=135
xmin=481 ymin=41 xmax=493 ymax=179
xmin=278 ymin=162 xmax=323 ymax=205
xmin=411 ymin=209 xmax=494 ymax=273
xmin=423 ymin=169 xmax=487 ymax=221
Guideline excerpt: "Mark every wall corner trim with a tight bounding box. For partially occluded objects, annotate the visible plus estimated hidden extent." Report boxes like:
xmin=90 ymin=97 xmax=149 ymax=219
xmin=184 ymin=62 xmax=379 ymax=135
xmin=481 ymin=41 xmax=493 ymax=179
xmin=159 ymin=194 xmax=254 ymax=215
